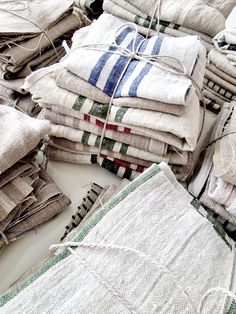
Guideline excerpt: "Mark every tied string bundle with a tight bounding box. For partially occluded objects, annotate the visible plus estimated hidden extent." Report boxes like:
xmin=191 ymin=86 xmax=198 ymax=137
xmin=71 ymin=21 xmax=206 ymax=162
xmin=50 ymin=238 xmax=236 ymax=314
xmin=0 ymin=1 xmax=60 ymax=62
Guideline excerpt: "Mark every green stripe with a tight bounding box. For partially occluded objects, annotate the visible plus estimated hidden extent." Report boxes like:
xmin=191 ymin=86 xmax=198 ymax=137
xmin=114 ymin=107 xmax=128 ymax=123
xmin=120 ymin=143 xmax=129 ymax=155
xmin=81 ymin=131 xmax=90 ymax=145
xmin=89 ymin=101 xmax=108 ymax=119
xmin=0 ymin=164 xmax=161 ymax=306
xmin=73 ymin=96 xmax=86 ymax=111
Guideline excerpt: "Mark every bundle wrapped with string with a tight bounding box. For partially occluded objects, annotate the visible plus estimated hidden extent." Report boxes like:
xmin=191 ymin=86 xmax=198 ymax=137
xmin=23 ymin=12 xmax=215 ymax=181
xmin=0 ymin=0 xmax=90 ymax=116
xmin=102 ymin=0 xmax=236 ymax=114
xmin=0 ymin=106 xmax=71 ymax=251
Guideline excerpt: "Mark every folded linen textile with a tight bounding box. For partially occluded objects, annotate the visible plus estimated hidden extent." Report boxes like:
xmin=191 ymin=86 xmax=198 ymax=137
xmin=61 ymin=182 xmax=103 ymax=241
xmin=42 ymin=108 xmax=168 ymax=155
xmin=0 ymin=0 xmax=74 ymax=34
xmin=1 ymin=163 xmax=235 ymax=313
xmin=75 ymin=0 xmax=103 ymax=16
xmin=208 ymin=48 xmax=236 ymax=78
xmin=102 ymin=0 xmax=230 ymax=38
xmin=62 ymin=14 xmax=205 ymax=106
xmin=49 ymin=137 xmax=160 ymax=168
xmin=213 ymin=28 xmax=236 ymax=65
xmin=24 ymin=59 xmax=187 ymax=117
xmin=48 ymin=147 xmax=140 ymax=180
xmin=0 ymin=7 xmax=88 ymax=79
xmin=103 ymin=0 xmax=213 ymax=52
xmin=48 ymin=123 xmax=189 ymax=165
xmin=0 ymin=106 xmax=50 ymax=174
xmin=189 ymin=102 xmax=236 ymax=230
xmin=0 ymin=166 xmax=71 ymax=250
xmin=206 ymin=62 xmax=236 ymax=86
xmin=213 ymin=102 xmax=236 ymax=185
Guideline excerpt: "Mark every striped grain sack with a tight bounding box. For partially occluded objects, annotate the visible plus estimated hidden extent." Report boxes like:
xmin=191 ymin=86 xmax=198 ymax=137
xmin=0 ymin=163 xmax=235 ymax=313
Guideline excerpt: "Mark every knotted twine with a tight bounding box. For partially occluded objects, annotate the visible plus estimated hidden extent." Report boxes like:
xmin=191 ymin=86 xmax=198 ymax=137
xmin=50 ymin=238 xmax=236 ymax=314
xmin=74 ymin=21 xmax=206 ymax=161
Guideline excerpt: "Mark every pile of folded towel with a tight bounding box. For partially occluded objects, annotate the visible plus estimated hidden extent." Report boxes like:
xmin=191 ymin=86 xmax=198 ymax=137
xmin=0 ymin=0 xmax=89 ymax=116
xmin=1 ymin=163 xmax=235 ymax=313
xmin=103 ymin=0 xmax=235 ymax=51
xmin=0 ymin=106 xmax=71 ymax=251
xmin=102 ymin=0 xmax=236 ymax=115
xmin=204 ymin=29 xmax=236 ymax=113
xmin=189 ymin=101 xmax=236 ymax=239
xmin=24 ymin=13 xmax=215 ymax=181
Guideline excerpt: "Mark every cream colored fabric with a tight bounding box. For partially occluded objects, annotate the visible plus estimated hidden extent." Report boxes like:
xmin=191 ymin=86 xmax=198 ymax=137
xmin=0 ymin=106 xmax=50 ymax=174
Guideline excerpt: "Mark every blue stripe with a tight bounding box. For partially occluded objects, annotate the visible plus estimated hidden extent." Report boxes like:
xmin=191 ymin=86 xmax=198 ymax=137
xmin=88 ymin=27 xmax=133 ymax=86
xmin=103 ymin=32 xmax=144 ymax=96
xmin=128 ymin=34 xmax=164 ymax=97
xmin=115 ymin=37 xmax=148 ymax=98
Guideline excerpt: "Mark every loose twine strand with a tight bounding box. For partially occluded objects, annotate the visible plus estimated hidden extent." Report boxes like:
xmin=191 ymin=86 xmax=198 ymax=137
xmin=50 ymin=238 xmax=236 ymax=314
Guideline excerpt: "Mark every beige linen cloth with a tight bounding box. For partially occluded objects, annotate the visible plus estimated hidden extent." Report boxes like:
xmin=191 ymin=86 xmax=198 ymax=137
xmin=0 ymin=106 xmax=50 ymax=174
xmin=0 ymin=163 xmax=234 ymax=313
xmin=103 ymin=0 xmax=233 ymax=37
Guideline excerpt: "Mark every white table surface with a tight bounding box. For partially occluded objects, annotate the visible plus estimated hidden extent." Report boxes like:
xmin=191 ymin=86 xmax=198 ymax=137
xmin=0 ymin=161 xmax=121 ymax=295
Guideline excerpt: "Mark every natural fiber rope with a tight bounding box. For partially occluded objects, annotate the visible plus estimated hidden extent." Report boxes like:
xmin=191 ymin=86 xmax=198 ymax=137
xmin=75 ymin=21 xmax=206 ymax=157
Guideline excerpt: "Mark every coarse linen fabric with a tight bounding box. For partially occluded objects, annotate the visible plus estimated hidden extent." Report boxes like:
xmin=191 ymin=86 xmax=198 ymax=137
xmin=75 ymin=0 xmax=103 ymax=16
xmin=208 ymin=49 xmax=236 ymax=78
xmin=102 ymin=0 xmax=213 ymax=52
xmin=0 ymin=7 xmax=89 ymax=79
xmin=213 ymin=102 xmax=236 ymax=185
xmin=62 ymin=13 xmax=205 ymax=107
xmin=47 ymin=123 xmax=189 ymax=165
xmin=42 ymin=108 xmax=167 ymax=155
xmin=0 ymin=163 xmax=235 ymax=313
xmin=0 ymin=0 xmax=74 ymax=34
xmin=102 ymin=0 xmax=230 ymax=38
xmin=213 ymin=29 xmax=236 ymax=65
xmin=189 ymin=102 xmax=236 ymax=233
xmin=0 ymin=106 xmax=50 ymax=174
xmin=48 ymin=147 xmax=140 ymax=180
xmin=24 ymin=64 xmax=202 ymax=151
xmin=0 ymin=168 xmax=71 ymax=250
xmin=24 ymin=63 xmax=186 ymax=119
xmin=206 ymin=62 xmax=236 ymax=86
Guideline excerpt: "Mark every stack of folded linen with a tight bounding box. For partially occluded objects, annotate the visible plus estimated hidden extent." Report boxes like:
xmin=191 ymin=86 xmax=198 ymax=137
xmin=204 ymin=28 xmax=236 ymax=113
xmin=1 ymin=163 xmax=235 ymax=313
xmin=24 ymin=13 xmax=214 ymax=181
xmin=102 ymin=0 xmax=236 ymax=114
xmin=189 ymin=101 xmax=236 ymax=239
xmin=0 ymin=0 xmax=89 ymax=116
xmin=0 ymin=106 xmax=71 ymax=251
xmin=102 ymin=0 xmax=235 ymax=51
